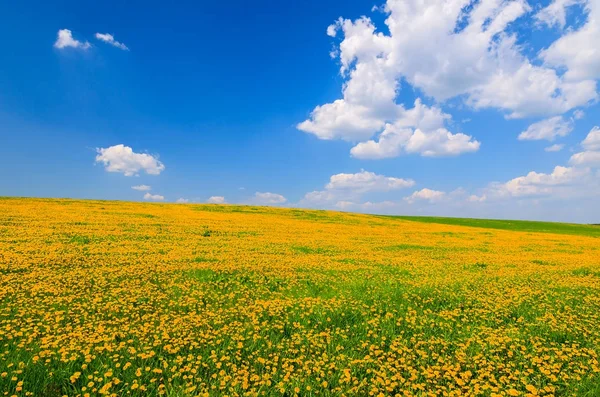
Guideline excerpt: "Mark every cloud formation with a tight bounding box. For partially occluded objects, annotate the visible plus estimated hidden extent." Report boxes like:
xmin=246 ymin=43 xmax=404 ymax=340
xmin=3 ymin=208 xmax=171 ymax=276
xmin=570 ymin=126 xmax=600 ymax=167
xmin=301 ymin=170 xmax=414 ymax=207
xmin=253 ymin=192 xmax=287 ymax=205
xmin=518 ymin=116 xmax=573 ymax=141
xmin=207 ymin=196 xmax=226 ymax=204
xmin=404 ymin=188 xmax=446 ymax=204
xmin=143 ymin=193 xmax=164 ymax=201
xmin=54 ymin=29 xmax=91 ymax=50
xmin=95 ymin=33 xmax=129 ymax=51
xmin=540 ymin=0 xmax=600 ymax=81
xmin=544 ymin=144 xmax=564 ymax=152
xmin=325 ymin=170 xmax=414 ymax=192
xmin=95 ymin=144 xmax=165 ymax=177
xmin=298 ymin=0 xmax=600 ymax=159
xmin=131 ymin=185 xmax=151 ymax=191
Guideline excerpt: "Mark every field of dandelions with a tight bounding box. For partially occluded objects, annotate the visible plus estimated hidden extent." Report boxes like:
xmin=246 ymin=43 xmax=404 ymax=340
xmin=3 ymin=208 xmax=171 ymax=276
xmin=1 ymin=198 xmax=599 ymax=397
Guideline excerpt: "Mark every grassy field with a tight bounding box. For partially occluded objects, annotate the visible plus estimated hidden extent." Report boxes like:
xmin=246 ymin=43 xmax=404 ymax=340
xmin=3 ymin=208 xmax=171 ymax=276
xmin=382 ymin=215 xmax=600 ymax=238
xmin=1 ymin=198 xmax=599 ymax=397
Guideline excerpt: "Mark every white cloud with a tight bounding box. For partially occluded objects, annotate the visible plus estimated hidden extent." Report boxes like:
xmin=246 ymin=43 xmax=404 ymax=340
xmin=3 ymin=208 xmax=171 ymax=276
xmin=407 ymin=129 xmax=481 ymax=157
xmin=143 ymin=193 xmax=164 ymax=201
xmin=326 ymin=24 xmax=338 ymax=37
xmin=518 ymin=116 xmax=574 ymax=141
xmin=300 ymin=96 xmax=480 ymax=159
xmin=253 ymin=192 xmax=287 ymax=205
xmin=95 ymin=144 xmax=165 ymax=176
xmin=131 ymin=185 xmax=151 ymax=191
xmin=298 ymin=0 xmax=600 ymax=159
xmin=581 ymin=126 xmax=600 ymax=150
xmin=95 ymin=33 xmax=129 ymax=51
xmin=294 ymin=164 xmax=599 ymax=221
xmin=468 ymin=194 xmax=487 ymax=203
xmin=301 ymin=190 xmax=338 ymax=207
xmin=482 ymin=166 xmax=591 ymax=198
xmin=573 ymin=109 xmax=585 ymax=120
xmin=325 ymin=170 xmax=414 ymax=192
xmin=545 ymin=144 xmax=565 ymax=152
xmin=301 ymin=170 xmax=414 ymax=207
xmin=349 ymin=99 xmax=480 ymax=158
xmin=297 ymin=100 xmax=385 ymax=141
xmin=569 ymin=126 xmax=600 ymax=167
xmin=404 ymin=188 xmax=446 ymax=204
xmin=535 ymin=0 xmax=583 ymax=28
xmin=176 ymin=198 xmax=190 ymax=203
xmin=464 ymin=58 xmax=597 ymax=119
xmin=540 ymin=0 xmax=600 ymax=81
xmin=327 ymin=188 xmax=467 ymax=214
xmin=54 ymin=29 xmax=91 ymax=50
xmin=352 ymin=126 xmax=480 ymax=159
xmin=207 ymin=196 xmax=226 ymax=204
xmin=335 ymin=200 xmax=398 ymax=212
xmin=307 ymin=0 xmax=595 ymax=124
xmin=570 ymin=151 xmax=600 ymax=166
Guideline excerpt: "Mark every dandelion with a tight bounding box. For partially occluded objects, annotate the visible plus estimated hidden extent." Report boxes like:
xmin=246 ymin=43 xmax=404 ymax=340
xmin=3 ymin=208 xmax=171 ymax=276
xmin=0 ymin=197 xmax=599 ymax=396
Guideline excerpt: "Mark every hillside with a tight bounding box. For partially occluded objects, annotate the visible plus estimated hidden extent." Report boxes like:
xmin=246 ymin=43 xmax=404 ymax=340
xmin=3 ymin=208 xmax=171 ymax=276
xmin=1 ymin=198 xmax=599 ymax=396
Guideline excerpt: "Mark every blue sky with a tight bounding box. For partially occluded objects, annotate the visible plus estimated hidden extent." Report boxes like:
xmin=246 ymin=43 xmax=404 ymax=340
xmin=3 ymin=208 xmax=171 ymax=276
xmin=1 ymin=0 xmax=599 ymax=222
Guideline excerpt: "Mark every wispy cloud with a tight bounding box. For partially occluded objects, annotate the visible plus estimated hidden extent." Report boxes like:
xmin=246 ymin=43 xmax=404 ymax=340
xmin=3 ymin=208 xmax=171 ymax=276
xmin=95 ymin=33 xmax=129 ymax=51
xmin=131 ymin=185 xmax=151 ymax=191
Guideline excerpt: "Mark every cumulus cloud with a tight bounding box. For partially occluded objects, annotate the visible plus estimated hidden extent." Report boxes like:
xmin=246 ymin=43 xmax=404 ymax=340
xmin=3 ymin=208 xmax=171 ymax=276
xmin=325 ymin=170 xmax=414 ymax=192
xmin=334 ymin=200 xmax=398 ymax=212
xmin=175 ymin=198 xmax=190 ymax=203
xmin=326 ymin=23 xmax=338 ymax=37
xmin=298 ymin=0 xmax=600 ymax=159
xmin=301 ymin=170 xmax=414 ymax=207
xmin=95 ymin=144 xmax=165 ymax=176
xmin=545 ymin=144 xmax=565 ymax=152
xmin=143 ymin=193 xmax=164 ymax=201
xmin=313 ymin=187 xmax=470 ymax=216
xmin=518 ymin=116 xmax=574 ymax=141
xmin=347 ymin=99 xmax=480 ymax=159
xmin=253 ymin=192 xmax=287 ymax=205
xmin=95 ymin=33 xmax=129 ymax=50
xmin=297 ymin=100 xmax=385 ymax=141
xmin=54 ymin=29 xmax=91 ymax=50
xmin=540 ymin=0 xmax=600 ymax=82
xmin=581 ymin=126 xmax=600 ymax=150
xmin=301 ymin=0 xmax=597 ymax=142
xmin=570 ymin=126 xmax=600 ymax=167
xmin=131 ymin=185 xmax=151 ymax=191
xmin=404 ymin=188 xmax=446 ymax=204
xmin=465 ymin=59 xmax=596 ymax=119
xmin=473 ymin=166 xmax=591 ymax=200
xmin=352 ymin=127 xmax=480 ymax=159
xmin=295 ymin=162 xmax=598 ymax=221
xmin=297 ymin=0 xmax=600 ymax=163
xmin=207 ymin=196 xmax=226 ymax=204
xmin=301 ymin=190 xmax=338 ymax=207
xmin=570 ymin=151 xmax=600 ymax=166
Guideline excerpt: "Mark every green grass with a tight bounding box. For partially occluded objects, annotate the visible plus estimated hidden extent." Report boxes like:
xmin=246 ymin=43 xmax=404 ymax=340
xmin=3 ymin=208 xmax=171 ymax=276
xmin=382 ymin=215 xmax=600 ymax=237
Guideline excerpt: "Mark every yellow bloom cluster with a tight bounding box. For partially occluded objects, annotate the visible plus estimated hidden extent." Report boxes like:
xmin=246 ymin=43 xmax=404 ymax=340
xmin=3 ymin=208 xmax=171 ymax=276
xmin=0 ymin=198 xmax=599 ymax=396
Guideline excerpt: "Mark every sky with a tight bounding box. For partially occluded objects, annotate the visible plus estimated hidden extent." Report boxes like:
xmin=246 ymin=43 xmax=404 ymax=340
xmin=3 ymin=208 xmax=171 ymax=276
xmin=1 ymin=0 xmax=600 ymax=223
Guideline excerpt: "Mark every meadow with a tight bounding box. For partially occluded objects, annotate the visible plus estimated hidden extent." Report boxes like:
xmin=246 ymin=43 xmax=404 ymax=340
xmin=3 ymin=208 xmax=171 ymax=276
xmin=1 ymin=197 xmax=599 ymax=397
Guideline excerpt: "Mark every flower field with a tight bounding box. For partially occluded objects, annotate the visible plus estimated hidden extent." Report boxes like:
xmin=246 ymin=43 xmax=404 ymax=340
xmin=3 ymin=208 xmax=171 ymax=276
xmin=1 ymin=198 xmax=599 ymax=396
